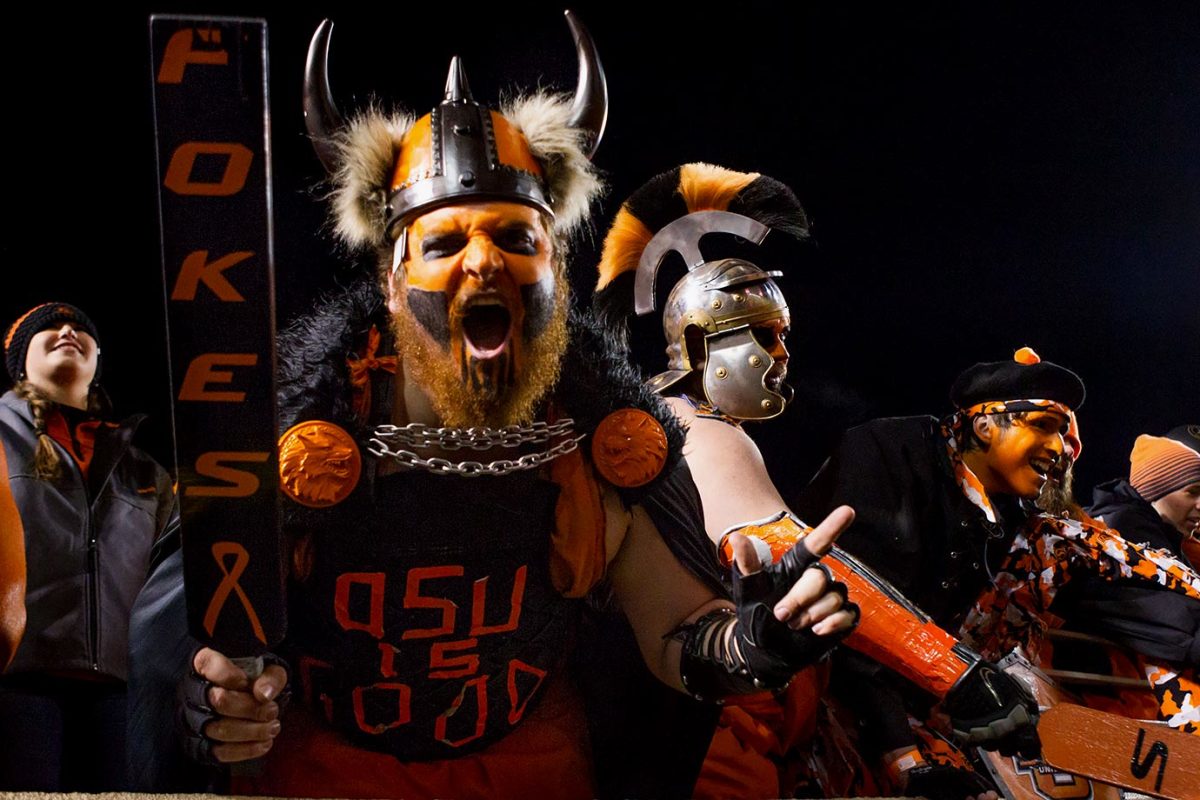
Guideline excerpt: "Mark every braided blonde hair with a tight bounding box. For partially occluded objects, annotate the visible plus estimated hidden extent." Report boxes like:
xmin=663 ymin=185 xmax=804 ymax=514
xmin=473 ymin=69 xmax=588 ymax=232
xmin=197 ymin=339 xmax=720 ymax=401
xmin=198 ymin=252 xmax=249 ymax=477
xmin=13 ymin=381 xmax=104 ymax=481
xmin=14 ymin=381 xmax=64 ymax=480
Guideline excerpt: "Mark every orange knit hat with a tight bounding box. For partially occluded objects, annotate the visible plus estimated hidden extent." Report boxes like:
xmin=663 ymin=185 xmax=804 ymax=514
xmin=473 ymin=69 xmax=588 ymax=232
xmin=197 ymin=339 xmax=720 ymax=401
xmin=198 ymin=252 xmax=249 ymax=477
xmin=1130 ymin=426 xmax=1200 ymax=501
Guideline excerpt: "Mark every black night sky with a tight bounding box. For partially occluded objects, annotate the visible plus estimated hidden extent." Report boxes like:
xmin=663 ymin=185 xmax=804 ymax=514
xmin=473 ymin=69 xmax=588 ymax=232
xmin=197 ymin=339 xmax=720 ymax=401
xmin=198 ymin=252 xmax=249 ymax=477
xmin=4 ymin=3 xmax=1198 ymax=505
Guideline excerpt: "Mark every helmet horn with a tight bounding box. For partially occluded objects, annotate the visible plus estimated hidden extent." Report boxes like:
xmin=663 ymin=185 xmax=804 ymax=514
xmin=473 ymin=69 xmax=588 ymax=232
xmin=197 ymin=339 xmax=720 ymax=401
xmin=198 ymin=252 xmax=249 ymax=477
xmin=564 ymin=10 xmax=607 ymax=159
xmin=304 ymin=18 xmax=346 ymax=174
xmin=443 ymin=56 xmax=474 ymax=102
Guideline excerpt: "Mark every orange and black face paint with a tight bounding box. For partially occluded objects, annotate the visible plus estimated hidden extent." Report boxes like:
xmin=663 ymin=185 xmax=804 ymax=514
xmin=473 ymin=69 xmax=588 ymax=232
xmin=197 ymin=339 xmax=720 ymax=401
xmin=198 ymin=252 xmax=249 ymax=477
xmin=397 ymin=203 xmax=556 ymax=396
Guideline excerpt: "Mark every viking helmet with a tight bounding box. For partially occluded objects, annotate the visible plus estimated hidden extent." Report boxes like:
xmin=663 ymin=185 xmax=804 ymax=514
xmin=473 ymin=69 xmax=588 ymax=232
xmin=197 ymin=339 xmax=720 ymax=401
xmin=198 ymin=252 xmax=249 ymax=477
xmin=304 ymin=12 xmax=607 ymax=259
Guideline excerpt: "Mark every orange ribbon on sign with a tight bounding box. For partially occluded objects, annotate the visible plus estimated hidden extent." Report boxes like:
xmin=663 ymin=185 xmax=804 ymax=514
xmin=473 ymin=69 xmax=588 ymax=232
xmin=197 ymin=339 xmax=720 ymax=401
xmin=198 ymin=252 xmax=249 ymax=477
xmin=203 ymin=541 xmax=267 ymax=644
xmin=348 ymin=326 xmax=398 ymax=422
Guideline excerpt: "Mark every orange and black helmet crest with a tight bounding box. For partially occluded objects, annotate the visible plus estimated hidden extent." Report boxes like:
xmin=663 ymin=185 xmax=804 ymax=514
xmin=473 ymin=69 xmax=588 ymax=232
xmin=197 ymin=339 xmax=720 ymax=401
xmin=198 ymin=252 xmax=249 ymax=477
xmin=594 ymin=163 xmax=809 ymax=329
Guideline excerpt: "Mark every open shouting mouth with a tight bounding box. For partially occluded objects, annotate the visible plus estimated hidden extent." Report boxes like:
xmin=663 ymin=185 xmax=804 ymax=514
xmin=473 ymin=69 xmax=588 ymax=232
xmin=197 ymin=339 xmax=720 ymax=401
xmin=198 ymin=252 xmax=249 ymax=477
xmin=461 ymin=296 xmax=513 ymax=360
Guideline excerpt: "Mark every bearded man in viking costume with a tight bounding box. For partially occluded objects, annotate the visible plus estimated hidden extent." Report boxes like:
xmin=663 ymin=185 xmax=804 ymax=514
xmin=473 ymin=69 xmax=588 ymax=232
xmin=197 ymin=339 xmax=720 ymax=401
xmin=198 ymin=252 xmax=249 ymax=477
xmin=127 ymin=14 xmax=860 ymax=798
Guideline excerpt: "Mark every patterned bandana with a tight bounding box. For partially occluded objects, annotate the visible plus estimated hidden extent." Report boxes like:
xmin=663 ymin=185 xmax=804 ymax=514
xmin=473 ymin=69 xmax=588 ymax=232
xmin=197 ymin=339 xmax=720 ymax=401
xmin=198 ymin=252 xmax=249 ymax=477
xmin=959 ymin=513 xmax=1200 ymax=735
xmin=942 ymin=414 xmax=999 ymax=524
xmin=961 ymin=398 xmax=1073 ymax=418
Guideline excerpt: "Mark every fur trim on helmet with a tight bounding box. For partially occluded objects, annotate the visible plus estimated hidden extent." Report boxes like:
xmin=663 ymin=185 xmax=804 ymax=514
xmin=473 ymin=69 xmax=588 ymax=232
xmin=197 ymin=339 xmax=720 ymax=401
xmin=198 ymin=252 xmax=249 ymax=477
xmin=501 ymin=91 xmax=604 ymax=237
xmin=328 ymin=107 xmax=416 ymax=251
xmin=326 ymin=93 xmax=601 ymax=252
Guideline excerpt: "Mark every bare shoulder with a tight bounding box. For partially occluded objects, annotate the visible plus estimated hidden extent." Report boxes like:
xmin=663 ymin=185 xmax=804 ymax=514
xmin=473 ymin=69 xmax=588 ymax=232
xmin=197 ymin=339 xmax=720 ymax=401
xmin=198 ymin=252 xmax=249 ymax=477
xmin=601 ymin=483 xmax=632 ymax=566
xmin=686 ymin=415 xmax=760 ymax=462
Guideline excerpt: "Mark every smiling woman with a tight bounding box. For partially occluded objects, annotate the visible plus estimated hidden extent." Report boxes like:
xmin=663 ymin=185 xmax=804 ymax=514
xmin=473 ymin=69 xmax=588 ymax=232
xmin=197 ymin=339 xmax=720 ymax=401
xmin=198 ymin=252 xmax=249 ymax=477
xmin=0 ymin=302 xmax=177 ymax=792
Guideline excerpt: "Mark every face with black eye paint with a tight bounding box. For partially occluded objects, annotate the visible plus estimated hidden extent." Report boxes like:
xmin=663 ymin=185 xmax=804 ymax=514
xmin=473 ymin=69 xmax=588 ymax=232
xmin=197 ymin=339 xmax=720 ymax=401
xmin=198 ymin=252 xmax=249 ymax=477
xmin=386 ymin=201 xmax=568 ymax=427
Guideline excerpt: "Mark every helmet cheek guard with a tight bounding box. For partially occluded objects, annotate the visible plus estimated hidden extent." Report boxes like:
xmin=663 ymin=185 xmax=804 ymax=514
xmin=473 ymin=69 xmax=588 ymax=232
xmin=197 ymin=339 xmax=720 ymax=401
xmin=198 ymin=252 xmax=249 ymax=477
xmin=643 ymin=219 xmax=792 ymax=421
xmin=702 ymin=325 xmax=788 ymax=421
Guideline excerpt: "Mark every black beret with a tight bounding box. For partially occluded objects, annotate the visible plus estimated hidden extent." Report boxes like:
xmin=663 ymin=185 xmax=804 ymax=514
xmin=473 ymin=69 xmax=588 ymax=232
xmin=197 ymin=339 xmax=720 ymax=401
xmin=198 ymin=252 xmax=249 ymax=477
xmin=950 ymin=351 xmax=1085 ymax=411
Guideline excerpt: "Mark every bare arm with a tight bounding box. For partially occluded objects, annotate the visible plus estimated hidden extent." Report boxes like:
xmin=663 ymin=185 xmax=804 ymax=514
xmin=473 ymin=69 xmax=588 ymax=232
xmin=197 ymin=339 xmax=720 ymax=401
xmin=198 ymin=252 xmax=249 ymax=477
xmin=604 ymin=494 xmax=720 ymax=691
xmin=664 ymin=397 xmax=793 ymax=544
xmin=604 ymin=486 xmax=855 ymax=694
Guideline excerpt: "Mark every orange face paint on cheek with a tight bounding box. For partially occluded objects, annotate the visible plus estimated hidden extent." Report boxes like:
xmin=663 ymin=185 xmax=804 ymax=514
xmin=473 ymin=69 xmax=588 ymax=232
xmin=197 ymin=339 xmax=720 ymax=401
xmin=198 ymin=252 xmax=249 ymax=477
xmin=503 ymin=253 xmax=554 ymax=287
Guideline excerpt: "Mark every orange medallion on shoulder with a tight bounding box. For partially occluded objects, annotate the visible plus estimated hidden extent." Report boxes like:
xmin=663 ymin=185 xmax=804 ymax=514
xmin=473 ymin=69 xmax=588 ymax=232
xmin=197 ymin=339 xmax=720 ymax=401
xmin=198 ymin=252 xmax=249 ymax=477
xmin=278 ymin=421 xmax=362 ymax=508
xmin=591 ymin=409 xmax=668 ymax=488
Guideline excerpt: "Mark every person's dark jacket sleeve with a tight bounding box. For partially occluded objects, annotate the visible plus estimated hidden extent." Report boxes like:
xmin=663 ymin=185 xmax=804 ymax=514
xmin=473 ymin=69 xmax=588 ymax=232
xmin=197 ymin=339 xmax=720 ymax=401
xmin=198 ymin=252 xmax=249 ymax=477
xmin=794 ymin=417 xmax=941 ymax=611
xmin=1053 ymin=578 xmax=1200 ymax=667
xmin=126 ymin=527 xmax=216 ymax=792
xmin=830 ymin=649 xmax=920 ymax=755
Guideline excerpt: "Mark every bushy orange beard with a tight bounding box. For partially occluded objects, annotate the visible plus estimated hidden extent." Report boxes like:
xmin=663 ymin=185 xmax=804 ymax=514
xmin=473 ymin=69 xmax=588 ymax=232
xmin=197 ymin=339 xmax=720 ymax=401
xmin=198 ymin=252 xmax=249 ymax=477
xmin=390 ymin=277 xmax=569 ymax=428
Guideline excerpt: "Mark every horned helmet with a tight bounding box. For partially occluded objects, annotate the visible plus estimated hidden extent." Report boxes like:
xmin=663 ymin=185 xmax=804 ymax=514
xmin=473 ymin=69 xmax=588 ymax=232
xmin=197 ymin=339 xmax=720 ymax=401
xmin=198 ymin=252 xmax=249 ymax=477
xmin=303 ymin=11 xmax=607 ymax=262
xmin=303 ymin=13 xmax=608 ymax=426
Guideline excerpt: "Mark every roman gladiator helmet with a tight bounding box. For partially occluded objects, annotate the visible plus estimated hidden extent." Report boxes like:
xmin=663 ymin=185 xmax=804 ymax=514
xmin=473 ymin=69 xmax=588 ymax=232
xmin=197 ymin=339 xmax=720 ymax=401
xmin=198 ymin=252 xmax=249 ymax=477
xmin=595 ymin=164 xmax=809 ymax=421
xmin=303 ymin=11 xmax=607 ymax=264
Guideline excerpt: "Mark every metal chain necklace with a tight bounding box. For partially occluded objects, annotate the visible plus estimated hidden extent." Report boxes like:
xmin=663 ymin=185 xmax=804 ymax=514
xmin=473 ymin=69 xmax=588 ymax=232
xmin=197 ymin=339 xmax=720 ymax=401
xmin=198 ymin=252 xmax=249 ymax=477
xmin=368 ymin=419 xmax=585 ymax=477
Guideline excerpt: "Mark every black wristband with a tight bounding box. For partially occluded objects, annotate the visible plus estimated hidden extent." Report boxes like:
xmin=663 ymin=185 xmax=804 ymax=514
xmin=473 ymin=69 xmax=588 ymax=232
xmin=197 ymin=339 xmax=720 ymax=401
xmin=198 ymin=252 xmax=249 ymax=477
xmin=674 ymin=608 xmax=765 ymax=702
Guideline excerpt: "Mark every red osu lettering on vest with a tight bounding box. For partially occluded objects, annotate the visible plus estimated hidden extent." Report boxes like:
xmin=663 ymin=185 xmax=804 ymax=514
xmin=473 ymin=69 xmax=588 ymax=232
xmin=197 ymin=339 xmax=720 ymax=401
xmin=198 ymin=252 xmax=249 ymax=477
xmin=402 ymin=566 xmax=465 ymax=639
xmin=429 ymin=639 xmax=481 ymax=679
xmin=470 ymin=564 xmax=527 ymax=636
xmin=352 ymin=682 xmax=412 ymax=734
xmin=377 ymin=642 xmax=402 ymax=678
xmin=435 ymin=675 xmax=489 ymax=748
xmin=334 ymin=572 xmax=385 ymax=639
xmin=507 ymin=659 xmax=548 ymax=725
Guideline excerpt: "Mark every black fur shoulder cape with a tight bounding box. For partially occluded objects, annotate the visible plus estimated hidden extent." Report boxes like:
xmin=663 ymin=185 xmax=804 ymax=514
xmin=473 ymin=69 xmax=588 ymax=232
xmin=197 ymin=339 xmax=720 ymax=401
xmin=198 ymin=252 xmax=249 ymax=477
xmin=276 ymin=277 xmax=687 ymax=503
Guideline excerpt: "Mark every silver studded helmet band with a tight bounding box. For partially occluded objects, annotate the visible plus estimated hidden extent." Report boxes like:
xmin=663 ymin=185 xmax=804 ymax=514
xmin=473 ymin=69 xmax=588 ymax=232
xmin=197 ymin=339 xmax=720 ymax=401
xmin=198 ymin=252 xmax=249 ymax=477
xmin=384 ymin=61 xmax=554 ymax=242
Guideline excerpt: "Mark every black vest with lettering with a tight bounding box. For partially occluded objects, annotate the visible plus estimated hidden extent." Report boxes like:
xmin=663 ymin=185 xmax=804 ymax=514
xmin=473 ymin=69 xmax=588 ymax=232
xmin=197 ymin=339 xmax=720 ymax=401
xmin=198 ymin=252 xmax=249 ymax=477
xmin=288 ymin=468 xmax=574 ymax=760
